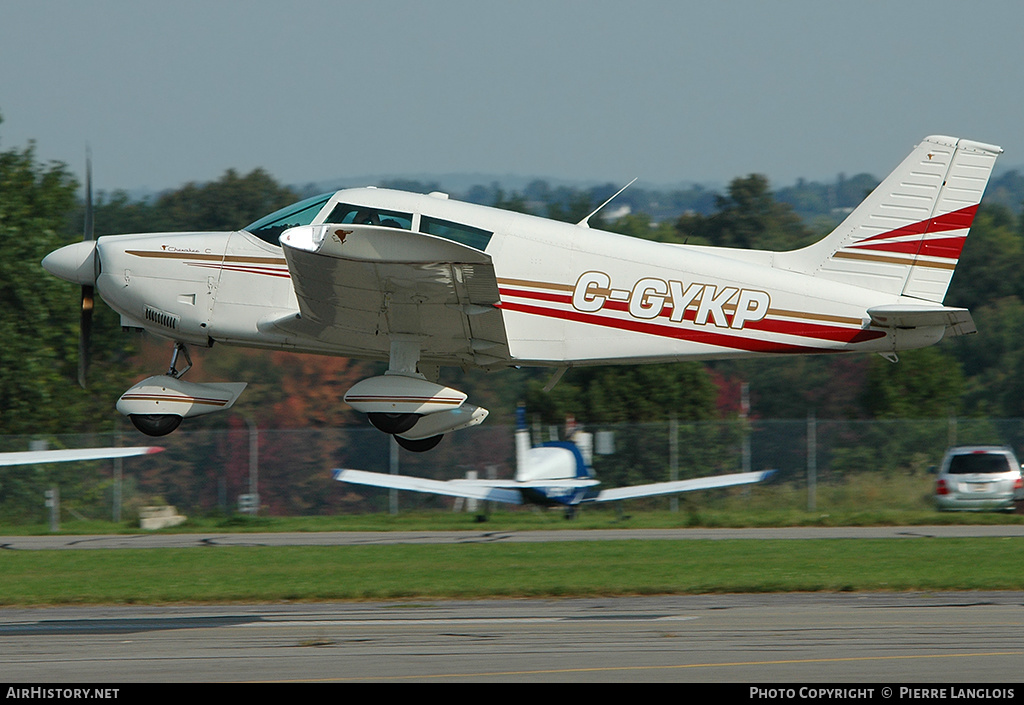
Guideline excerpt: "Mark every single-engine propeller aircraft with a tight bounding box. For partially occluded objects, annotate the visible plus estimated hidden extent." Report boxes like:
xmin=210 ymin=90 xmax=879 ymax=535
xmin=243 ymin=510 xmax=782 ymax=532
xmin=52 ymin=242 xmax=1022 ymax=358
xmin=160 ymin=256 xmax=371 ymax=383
xmin=334 ymin=407 xmax=773 ymax=516
xmin=42 ymin=136 xmax=1001 ymax=450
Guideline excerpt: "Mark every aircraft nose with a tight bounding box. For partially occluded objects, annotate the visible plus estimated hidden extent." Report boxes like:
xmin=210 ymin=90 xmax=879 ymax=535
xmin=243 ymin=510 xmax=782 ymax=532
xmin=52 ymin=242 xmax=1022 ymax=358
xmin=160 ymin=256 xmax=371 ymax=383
xmin=42 ymin=240 xmax=98 ymax=285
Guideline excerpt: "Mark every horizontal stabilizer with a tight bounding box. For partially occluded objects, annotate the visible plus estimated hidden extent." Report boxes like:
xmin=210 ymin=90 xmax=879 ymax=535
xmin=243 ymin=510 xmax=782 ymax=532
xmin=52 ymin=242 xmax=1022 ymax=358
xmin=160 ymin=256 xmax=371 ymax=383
xmin=0 ymin=446 xmax=163 ymax=468
xmin=333 ymin=468 xmax=524 ymax=504
xmin=593 ymin=470 xmax=773 ymax=503
xmin=867 ymin=305 xmax=975 ymax=336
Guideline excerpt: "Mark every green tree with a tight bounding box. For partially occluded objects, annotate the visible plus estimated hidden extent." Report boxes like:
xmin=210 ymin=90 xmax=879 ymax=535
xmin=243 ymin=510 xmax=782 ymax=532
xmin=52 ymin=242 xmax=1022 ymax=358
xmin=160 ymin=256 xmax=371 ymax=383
xmin=861 ymin=347 xmax=965 ymax=419
xmin=0 ymin=121 xmax=137 ymax=435
xmin=148 ymin=168 xmax=298 ymax=233
xmin=945 ymin=204 xmax=1024 ymax=313
xmin=525 ymin=363 xmax=717 ymax=425
xmin=675 ymin=174 xmax=813 ymax=250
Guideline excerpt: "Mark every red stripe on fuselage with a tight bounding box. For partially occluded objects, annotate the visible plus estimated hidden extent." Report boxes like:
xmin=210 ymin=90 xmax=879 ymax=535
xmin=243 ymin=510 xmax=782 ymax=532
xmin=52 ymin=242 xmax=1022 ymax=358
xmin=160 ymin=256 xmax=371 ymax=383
xmin=497 ymin=300 xmax=881 ymax=355
xmin=498 ymin=288 xmax=883 ymax=346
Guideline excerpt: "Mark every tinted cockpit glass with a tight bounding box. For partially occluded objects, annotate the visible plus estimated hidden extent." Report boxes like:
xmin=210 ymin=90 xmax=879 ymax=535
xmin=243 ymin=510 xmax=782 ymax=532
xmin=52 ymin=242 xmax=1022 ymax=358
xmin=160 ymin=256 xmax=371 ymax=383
xmin=420 ymin=216 xmax=492 ymax=251
xmin=245 ymin=193 xmax=333 ymax=244
xmin=325 ymin=203 xmax=412 ymax=230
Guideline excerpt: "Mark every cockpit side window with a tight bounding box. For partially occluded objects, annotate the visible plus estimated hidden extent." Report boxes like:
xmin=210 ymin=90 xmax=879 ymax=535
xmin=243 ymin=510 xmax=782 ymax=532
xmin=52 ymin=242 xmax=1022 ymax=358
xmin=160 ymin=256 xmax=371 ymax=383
xmin=420 ymin=216 xmax=493 ymax=251
xmin=245 ymin=193 xmax=333 ymax=245
xmin=325 ymin=203 xmax=413 ymax=230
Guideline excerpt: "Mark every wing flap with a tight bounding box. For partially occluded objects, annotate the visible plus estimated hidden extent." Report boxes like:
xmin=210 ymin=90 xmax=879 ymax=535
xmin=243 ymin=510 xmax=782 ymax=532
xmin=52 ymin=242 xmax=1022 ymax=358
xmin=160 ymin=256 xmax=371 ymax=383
xmin=279 ymin=224 xmax=510 ymax=366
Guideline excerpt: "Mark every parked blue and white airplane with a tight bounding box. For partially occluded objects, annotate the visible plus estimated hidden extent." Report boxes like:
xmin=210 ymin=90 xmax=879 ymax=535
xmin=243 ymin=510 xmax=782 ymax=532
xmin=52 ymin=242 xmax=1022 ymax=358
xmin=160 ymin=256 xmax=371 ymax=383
xmin=333 ymin=408 xmax=771 ymax=513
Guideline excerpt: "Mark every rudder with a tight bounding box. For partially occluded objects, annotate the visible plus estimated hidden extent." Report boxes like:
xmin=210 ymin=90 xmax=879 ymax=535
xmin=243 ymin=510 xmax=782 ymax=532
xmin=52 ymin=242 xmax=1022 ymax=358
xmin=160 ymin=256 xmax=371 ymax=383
xmin=777 ymin=136 xmax=1002 ymax=303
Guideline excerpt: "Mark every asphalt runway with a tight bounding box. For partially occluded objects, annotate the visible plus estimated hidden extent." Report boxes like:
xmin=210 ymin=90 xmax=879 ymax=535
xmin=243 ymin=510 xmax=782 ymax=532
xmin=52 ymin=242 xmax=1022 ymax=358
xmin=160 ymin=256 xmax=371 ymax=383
xmin=3 ymin=527 xmax=1023 ymax=683
xmin=2 ymin=594 xmax=1022 ymax=683
xmin=4 ymin=524 xmax=1024 ymax=549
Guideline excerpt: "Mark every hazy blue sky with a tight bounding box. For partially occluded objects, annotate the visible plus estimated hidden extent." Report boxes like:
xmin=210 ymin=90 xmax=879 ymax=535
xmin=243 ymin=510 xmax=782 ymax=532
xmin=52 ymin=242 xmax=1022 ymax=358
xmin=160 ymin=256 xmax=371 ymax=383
xmin=2 ymin=0 xmax=1022 ymax=194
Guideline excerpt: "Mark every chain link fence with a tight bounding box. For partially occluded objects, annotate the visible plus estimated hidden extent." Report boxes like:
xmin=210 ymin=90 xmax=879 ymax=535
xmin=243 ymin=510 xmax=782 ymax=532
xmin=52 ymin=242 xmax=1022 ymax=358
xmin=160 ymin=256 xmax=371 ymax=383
xmin=3 ymin=417 xmax=1024 ymax=522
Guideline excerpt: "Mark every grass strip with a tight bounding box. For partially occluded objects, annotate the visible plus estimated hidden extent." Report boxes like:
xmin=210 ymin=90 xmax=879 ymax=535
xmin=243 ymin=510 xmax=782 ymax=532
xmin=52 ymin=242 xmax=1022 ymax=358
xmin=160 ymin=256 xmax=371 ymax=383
xmin=2 ymin=538 xmax=1023 ymax=604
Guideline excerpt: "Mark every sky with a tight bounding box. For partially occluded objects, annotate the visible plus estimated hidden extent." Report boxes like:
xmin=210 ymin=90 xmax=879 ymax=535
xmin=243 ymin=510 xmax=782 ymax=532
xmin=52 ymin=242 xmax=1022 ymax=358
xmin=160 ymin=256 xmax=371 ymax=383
xmin=2 ymin=0 xmax=1023 ymax=195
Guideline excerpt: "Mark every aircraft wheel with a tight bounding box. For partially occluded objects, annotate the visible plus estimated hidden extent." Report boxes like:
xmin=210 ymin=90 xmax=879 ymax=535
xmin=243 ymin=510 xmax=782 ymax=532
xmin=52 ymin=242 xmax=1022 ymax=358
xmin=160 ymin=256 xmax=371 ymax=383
xmin=367 ymin=413 xmax=419 ymax=435
xmin=129 ymin=414 xmax=183 ymax=437
xmin=395 ymin=434 xmax=444 ymax=452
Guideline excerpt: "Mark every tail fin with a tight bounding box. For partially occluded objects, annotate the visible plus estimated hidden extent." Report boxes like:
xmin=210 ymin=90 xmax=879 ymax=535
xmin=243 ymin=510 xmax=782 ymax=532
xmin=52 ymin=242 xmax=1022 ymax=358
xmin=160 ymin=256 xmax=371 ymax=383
xmin=777 ymin=136 xmax=1002 ymax=303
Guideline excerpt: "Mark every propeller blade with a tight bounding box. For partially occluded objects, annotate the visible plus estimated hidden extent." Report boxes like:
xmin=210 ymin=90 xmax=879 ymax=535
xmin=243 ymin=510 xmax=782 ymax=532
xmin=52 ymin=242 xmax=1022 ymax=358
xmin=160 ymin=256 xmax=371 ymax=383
xmin=78 ymin=287 xmax=93 ymax=389
xmin=78 ymin=150 xmax=94 ymax=388
xmin=84 ymin=148 xmax=93 ymax=241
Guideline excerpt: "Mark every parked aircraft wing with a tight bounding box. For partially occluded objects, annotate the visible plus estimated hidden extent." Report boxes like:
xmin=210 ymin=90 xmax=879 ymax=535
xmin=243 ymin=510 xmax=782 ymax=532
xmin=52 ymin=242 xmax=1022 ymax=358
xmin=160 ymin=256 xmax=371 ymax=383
xmin=866 ymin=305 xmax=976 ymax=336
xmin=0 ymin=446 xmax=163 ymax=467
xmin=592 ymin=470 xmax=774 ymax=502
xmin=333 ymin=468 xmax=525 ymax=504
xmin=278 ymin=224 xmax=510 ymax=367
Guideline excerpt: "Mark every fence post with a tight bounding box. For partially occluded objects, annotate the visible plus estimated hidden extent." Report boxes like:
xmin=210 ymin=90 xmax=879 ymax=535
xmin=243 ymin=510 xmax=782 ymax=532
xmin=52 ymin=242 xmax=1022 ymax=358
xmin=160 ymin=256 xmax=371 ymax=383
xmin=741 ymin=383 xmax=751 ymax=475
xmin=389 ymin=435 xmax=399 ymax=515
xmin=669 ymin=416 xmax=679 ymax=513
xmin=807 ymin=410 xmax=817 ymax=512
xmin=113 ymin=423 xmax=123 ymax=524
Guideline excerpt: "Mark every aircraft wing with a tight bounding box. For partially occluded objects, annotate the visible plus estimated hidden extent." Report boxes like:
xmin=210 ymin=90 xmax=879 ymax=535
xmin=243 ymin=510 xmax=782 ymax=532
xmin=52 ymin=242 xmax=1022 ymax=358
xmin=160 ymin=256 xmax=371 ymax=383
xmin=0 ymin=446 xmax=163 ymax=467
xmin=867 ymin=305 xmax=976 ymax=337
xmin=333 ymin=468 xmax=525 ymax=505
xmin=277 ymin=224 xmax=510 ymax=367
xmin=592 ymin=470 xmax=774 ymax=503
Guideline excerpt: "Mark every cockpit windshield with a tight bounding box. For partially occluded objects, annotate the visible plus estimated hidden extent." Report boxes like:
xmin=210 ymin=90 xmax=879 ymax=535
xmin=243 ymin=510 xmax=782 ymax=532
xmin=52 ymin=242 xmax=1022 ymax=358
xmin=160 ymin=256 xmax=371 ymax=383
xmin=245 ymin=192 xmax=333 ymax=244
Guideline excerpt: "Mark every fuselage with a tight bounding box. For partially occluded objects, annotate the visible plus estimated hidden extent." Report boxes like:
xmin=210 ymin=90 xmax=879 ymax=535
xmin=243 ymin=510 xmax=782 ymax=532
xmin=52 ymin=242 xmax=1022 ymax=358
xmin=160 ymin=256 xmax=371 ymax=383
xmin=83 ymin=186 xmax=929 ymax=368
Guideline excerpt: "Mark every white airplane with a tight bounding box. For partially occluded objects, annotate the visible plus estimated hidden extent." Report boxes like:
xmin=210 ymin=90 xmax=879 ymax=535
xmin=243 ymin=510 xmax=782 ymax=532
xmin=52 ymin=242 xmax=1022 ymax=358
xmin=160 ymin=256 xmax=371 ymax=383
xmin=334 ymin=407 xmax=773 ymax=514
xmin=0 ymin=446 xmax=163 ymax=467
xmin=42 ymin=136 xmax=1001 ymax=450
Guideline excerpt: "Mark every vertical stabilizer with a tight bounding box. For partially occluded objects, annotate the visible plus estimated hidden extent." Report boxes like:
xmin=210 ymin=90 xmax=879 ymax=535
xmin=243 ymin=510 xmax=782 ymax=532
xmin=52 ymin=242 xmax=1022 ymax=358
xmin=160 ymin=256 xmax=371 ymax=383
xmin=777 ymin=136 xmax=1001 ymax=302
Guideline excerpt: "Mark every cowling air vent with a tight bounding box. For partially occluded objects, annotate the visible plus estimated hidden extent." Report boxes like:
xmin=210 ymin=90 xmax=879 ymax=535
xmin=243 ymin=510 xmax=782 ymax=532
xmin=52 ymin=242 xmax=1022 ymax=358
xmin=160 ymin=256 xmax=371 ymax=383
xmin=144 ymin=305 xmax=180 ymax=330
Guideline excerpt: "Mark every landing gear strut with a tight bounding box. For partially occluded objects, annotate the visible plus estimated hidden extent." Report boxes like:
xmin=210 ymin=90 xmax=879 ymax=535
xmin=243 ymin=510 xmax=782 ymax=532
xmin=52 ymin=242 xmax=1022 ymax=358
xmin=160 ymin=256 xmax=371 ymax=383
xmin=166 ymin=342 xmax=192 ymax=378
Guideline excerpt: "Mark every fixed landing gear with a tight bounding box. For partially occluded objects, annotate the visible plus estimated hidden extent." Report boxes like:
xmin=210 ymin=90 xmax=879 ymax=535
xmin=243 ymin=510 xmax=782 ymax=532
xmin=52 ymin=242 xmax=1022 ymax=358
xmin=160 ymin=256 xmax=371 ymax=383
xmin=345 ymin=339 xmax=482 ymax=453
xmin=367 ymin=413 xmax=443 ymax=452
xmin=129 ymin=342 xmax=193 ymax=436
xmin=129 ymin=413 xmax=183 ymax=437
xmin=394 ymin=434 xmax=444 ymax=452
xmin=117 ymin=342 xmax=247 ymax=437
xmin=367 ymin=412 xmax=420 ymax=435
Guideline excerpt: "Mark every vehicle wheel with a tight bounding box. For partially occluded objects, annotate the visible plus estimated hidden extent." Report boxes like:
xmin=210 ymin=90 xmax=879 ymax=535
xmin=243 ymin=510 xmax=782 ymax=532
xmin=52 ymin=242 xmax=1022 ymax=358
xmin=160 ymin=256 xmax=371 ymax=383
xmin=367 ymin=413 xmax=419 ymax=435
xmin=129 ymin=414 xmax=183 ymax=437
xmin=395 ymin=434 xmax=444 ymax=452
